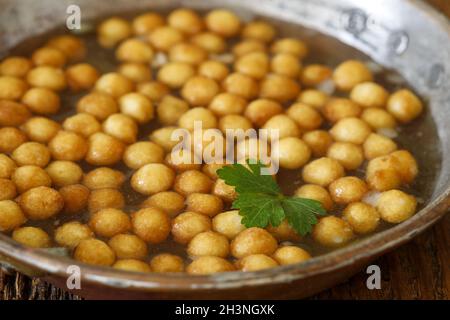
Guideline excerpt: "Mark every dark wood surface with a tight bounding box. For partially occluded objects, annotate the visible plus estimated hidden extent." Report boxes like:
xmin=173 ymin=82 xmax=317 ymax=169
xmin=0 ymin=0 xmax=449 ymax=300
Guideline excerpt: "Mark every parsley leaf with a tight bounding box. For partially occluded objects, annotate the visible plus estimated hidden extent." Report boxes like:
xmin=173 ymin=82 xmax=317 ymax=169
xmin=217 ymin=161 xmax=326 ymax=236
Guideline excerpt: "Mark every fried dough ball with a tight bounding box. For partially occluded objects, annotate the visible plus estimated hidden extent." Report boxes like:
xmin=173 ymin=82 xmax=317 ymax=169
xmin=123 ymin=141 xmax=164 ymax=170
xmin=54 ymin=222 xmax=93 ymax=249
xmin=131 ymin=207 xmax=171 ymax=244
xmin=141 ymin=191 xmax=185 ymax=217
xmin=272 ymin=137 xmax=311 ymax=169
xmin=198 ymin=60 xmax=229 ymax=81
xmin=118 ymin=62 xmax=151 ymax=83
xmin=31 ymin=47 xmax=66 ymax=68
xmin=0 ymin=179 xmax=16 ymax=200
xmin=171 ymin=211 xmax=212 ymax=244
xmin=205 ymin=9 xmax=241 ymax=37
xmin=361 ymin=108 xmax=397 ymax=129
xmin=178 ymin=107 xmax=217 ymax=130
xmin=0 ymin=200 xmax=27 ymax=232
xmin=11 ymin=142 xmax=50 ymax=167
xmin=77 ymin=92 xmax=118 ymax=121
xmin=181 ymin=76 xmax=219 ymax=106
xmin=272 ymin=246 xmax=311 ymax=265
xmin=343 ymin=202 xmax=380 ymax=234
xmin=168 ymin=8 xmax=203 ymax=35
xmin=0 ymin=100 xmax=31 ymax=126
xmin=191 ymin=32 xmax=227 ymax=54
xmin=298 ymin=89 xmax=329 ymax=109
xmin=186 ymin=193 xmax=223 ymax=217
xmin=286 ymin=102 xmax=323 ymax=130
xmin=295 ymin=184 xmax=333 ymax=211
xmin=350 ymin=82 xmax=389 ymax=108
xmin=85 ymin=132 xmax=125 ymax=166
xmin=187 ymin=231 xmax=229 ymax=258
xmin=157 ymin=62 xmax=195 ymax=89
xmin=157 ymin=95 xmax=189 ymax=125
xmin=212 ymin=210 xmax=245 ymax=240
xmin=150 ymin=253 xmax=184 ymax=273
xmin=23 ymin=117 xmax=60 ymax=143
xmin=237 ymin=254 xmax=278 ymax=271
xmin=301 ymin=64 xmax=332 ymax=87
xmin=213 ymin=178 xmax=237 ymax=203
xmin=266 ymin=219 xmax=301 ymax=242
xmin=49 ymin=131 xmax=88 ymax=161
xmin=59 ymin=184 xmax=90 ymax=215
xmin=235 ymin=52 xmax=269 ymax=80
xmin=244 ymin=99 xmax=283 ymax=127
xmin=97 ymin=17 xmax=132 ymax=48
xmin=0 ymin=127 xmax=28 ymax=153
xmin=19 ymin=186 xmax=64 ymax=220
xmin=116 ymin=39 xmax=154 ymax=63
xmin=12 ymin=227 xmax=51 ymax=248
xmin=89 ymin=208 xmax=131 ymax=238
xmin=165 ymin=148 xmax=202 ymax=172
xmin=363 ymin=133 xmax=398 ymax=160
xmin=0 ymin=154 xmax=16 ymax=179
xmin=333 ymin=60 xmax=373 ymax=91
xmin=46 ymin=35 xmax=86 ymax=61
xmin=174 ymin=170 xmax=213 ymax=196
xmin=186 ymin=256 xmax=234 ymax=274
xmin=65 ymin=63 xmax=100 ymax=91
xmin=62 ymin=113 xmax=101 ymax=138
xmin=102 ymin=114 xmax=138 ymax=144
xmin=262 ymin=114 xmax=301 ymax=140
xmin=330 ymin=117 xmax=372 ymax=145
xmin=87 ymin=188 xmax=125 ymax=213
xmin=131 ymin=163 xmax=175 ymax=195
xmin=202 ymin=163 xmax=227 ymax=180
xmin=74 ymin=238 xmax=116 ymax=266
xmin=137 ymin=81 xmax=169 ymax=102
xmin=271 ymin=38 xmax=308 ymax=59
xmin=326 ymin=142 xmax=364 ymax=170
xmin=302 ymin=157 xmax=345 ymax=187
xmin=302 ymin=130 xmax=333 ymax=157
xmin=0 ymin=56 xmax=32 ymax=78
xmin=132 ymin=12 xmax=165 ymax=35
xmin=233 ymin=39 xmax=266 ymax=57
xmin=95 ymin=72 xmax=134 ymax=98
xmin=328 ymin=176 xmax=368 ymax=204
xmin=387 ymin=89 xmax=423 ymax=123
xmin=209 ymin=93 xmax=247 ymax=117
xmin=312 ymin=216 xmax=354 ymax=247
xmin=259 ymin=74 xmax=300 ymax=102
xmin=82 ymin=167 xmax=125 ymax=190
xmin=46 ymin=161 xmax=83 ymax=187
xmin=148 ymin=26 xmax=185 ymax=51
xmin=389 ymin=150 xmax=418 ymax=183
xmin=242 ymin=20 xmax=276 ymax=42
xmin=12 ymin=165 xmax=52 ymax=193
xmin=26 ymin=66 xmax=66 ymax=91
xmin=323 ymin=98 xmax=362 ymax=123
xmin=169 ymin=43 xmax=207 ymax=65
xmin=119 ymin=92 xmax=154 ymax=124
xmin=149 ymin=126 xmax=179 ymax=152
xmin=219 ymin=114 xmax=253 ymax=133
xmin=0 ymin=76 xmax=28 ymax=100
xmin=113 ymin=259 xmax=151 ymax=273
xmin=376 ymin=190 xmax=417 ymax=223
xmin=22 ymin=87 xmax=60 ymax=115
xmin=223 ymin=72 xmax=259 ymax=100
xmin=231 ymin=227 xmax=278 ymax=259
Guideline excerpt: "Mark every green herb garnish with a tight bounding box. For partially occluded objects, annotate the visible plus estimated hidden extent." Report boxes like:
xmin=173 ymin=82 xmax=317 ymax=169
xmin=217 ymin=161 xmax=326 ymax=236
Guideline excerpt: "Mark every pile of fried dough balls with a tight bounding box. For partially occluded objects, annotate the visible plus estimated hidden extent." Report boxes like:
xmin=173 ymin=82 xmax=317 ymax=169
xmin=0 ymin=8 xmax=422 ymax=274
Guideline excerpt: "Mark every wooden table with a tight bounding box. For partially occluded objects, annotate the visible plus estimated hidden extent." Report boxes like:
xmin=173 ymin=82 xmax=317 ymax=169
xmin=1 ymin=0 xmax=449 ymax=300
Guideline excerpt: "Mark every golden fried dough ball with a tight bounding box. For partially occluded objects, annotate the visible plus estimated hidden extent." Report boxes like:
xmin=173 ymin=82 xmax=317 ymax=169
xmin=157 ymin=95 xmax=189 ymax=125
xmin=74 ymin=238 xmax=115 ymax=266
xmin=171 ymin=211 xmax=212 ymax=244
xmin=22 ymin=117 xmax=60 ymax=143
xmin=119 ymin=92 xmax=154 ymax=124
xmin=270 ymin=53 xmax=301 ymax=78
xmin=95 ymin=72 xmax=134 ymax=98
xmin=297 ymin=89 xmax=329 ymax=109
xmin=89 ymin=208 xmax=131 ymax=238
xmin=97 ymin=17 xmax=132 ymax=48
xmin=323 ymin=98 xmax=362 ymax=123
xmin=150 ymin=253 xmax=184 ymax=273
xmin=237 ymin=254 xmax=278 ymax=271
xmin=0 ymin=76 xmax=28 ymax=100
xmin=272 ymin=137 xmax=311 ymax=169
xmin=77 ymin=92 xmax=118 ymax=121
xmin=26 ymin=66 xmax=66 ymax=91
xmin=343 ymin=202 xmax=380 ymax=234
xmin=59 ymin=184 xmax=90 ymax=215
xmin=137 ymin=81 xmax=169 ymax=102
xmin=149 ymin=126 xmax=179 ymax=152
xmin=259 ymin=74 xmax=300 ymax=102
xmin=46 ymin=161 xmax=83 ymax=187
xmin=312 ymin=216 xmax=354 ymax=247
xmin=350 ymin=82 xmax=389 ymax=108
xmin=102 ymin=113 xmax=138 ymax=144
xmin=169 ymin=43 xmax=207 ymax=65
xmin=12 ymin=165 xmax=52 ymax=193
xmin=54 ymin=221 xmax=93 ymax=249
xmin=132 ymin=207 xmax=171 ymax=244
xmin=123 ymin=141 xmax=164 ymax=170
xmin=271 ymin=38 xmax=308 ymax=59
xmin=302 ymin=157 xmax=345 ymax=187
xmin=333 ymin=60 xmax=373 ymax=91
xmin=0 ymin=200 xmax=27 ymax=232
xmin=213 ymin=178 xmax=237 ymax=203
xmin=12 ymin=226 xmax=51 ymax=248
xmin=363 ymin=133 xmax=398 ymax=160
xmin=85 ymin=132 xmax=125 ymax=166
xmin=212 ymin=210 xmax=245 ymax=240
xmin=82 ymin=167 xmax=125 ymax=190
xmin=132 ymin=12 xmax=165 ymax=35
xmin=262 ymin=114 xmax=301 ymax=140
xmin=178 ymin=107 xmax=217 ymax=130
xmin=198 ymin=60 xmax=229 ymax=81
xmin=266 ymin=219 xmax=301 ymax=242
xmin=141 ymin=191 xmax=185 ymax=217
xmin=223 ymin=72 xmax=259 ymax=100
xmin=48 ymin=131 xmax=88 ymax=161
xmin=235 ymin=52 xmax=269 ymax=80
xmin=65 ymin=63 xmax=100 ymax=91
xmin=19 ymin=186 xmax=64 ymax=220
xmin=376 ymin=190 xmax=417 ymax=223
xmin=157 ymin=62 xmax=195 ymax=89
xmin=21 ymin=87 xmax=60 ymax=115
xmin=230 ymin=227 xmax=278 ymax=259
xmin=361 ymin=108 xmax=397 ymax=129
xmin=326 ymin=142 xmax=364 ymax=171
xmin=62 ymin=113 xmax=101 ymax=138
xmin=328 ymin=176 xmax=368 ymax=204
xmin=329 ymin=117 xmax=372 ymax=145
xmin=242 ymin=20 xmax=276 ymax=42
xmin=113 ymin=259 xmax=151 ymax=273
xmin=187 ymin=231 xmax=229 ymax=258
xmin=168 ymin=8 xmax=203 ymax=35
xmin=131 ymin=163 xmax=175 ymax=195
xmin=209 ymin=93 xmax=247 ymax=117
xmin=233 ymin=39 xmax=266 ymax=57
xmin=0 ymin=179 xmax=16 ymax=201
xmin=287 ymin=102 xmax=323 ymax=130
xmin=116 ymin=39 xmax=154 ymax=63
xmin=205 ymin=9 xmax=241 ymax=37
xmin=295 ymin=184 xmax=333 ymax=211
xmin=0 ymin=56 xmax=32 ymax=77
xmin=186 ymin=256 xmax=234 ymax=274
xmin=387 ymin=89 xmax=423 ymax=123
xmin=244 ymin=99 xmax=283 ymax=127
xmin=302 ymin=130 xmax=333 ymax=158
xmin=11 ymin=142 xmax=50 ymax=167
xmin=174 ymin=170 xmax=213 ymax=196
xmin=46 ymin=35 xmax=86 ymax=61
xmin=186 ymin=193 xmax=224 ymax=218
xmin=219 ymin=114 xmax=253 ymax=133
xmin=272 ymin=246 xmax=311 ymax=265
xmin=181 ymin=76 xmax=219 ymax=106
xmin=118 ymin=62 xmax=152 ymax=83
xmin=0 ymin=127 xmax=28 ymax=153
xmin=31 ymin=47 xmax=66 ymax=68
xmin=148 ymin=26 xmax=185 ymax=51
xmin=87 ymin=188 xmax=125 ymax=213
xmin=301 ymin=64 xmax=332 ymax=87
xmin=0 ymin=100 xmax=31 ymax=126
xmin=191 ymin=32 xmax=227 ymax=54
xmin=0 ymin=154 xmax=16 ymax=179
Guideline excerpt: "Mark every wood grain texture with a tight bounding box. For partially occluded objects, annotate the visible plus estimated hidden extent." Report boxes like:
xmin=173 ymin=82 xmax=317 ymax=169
xmin=0 ymin=0 xmax=449 ymax=300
